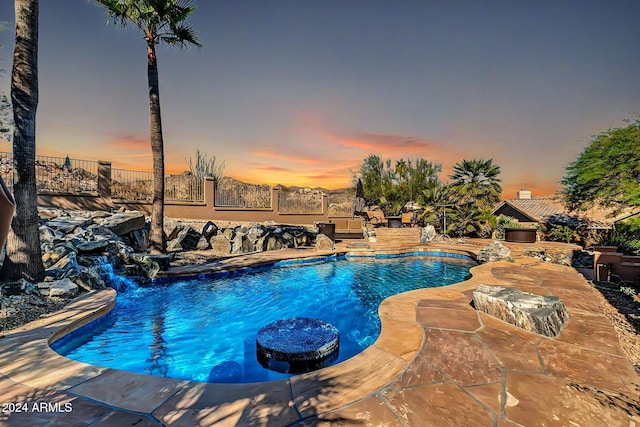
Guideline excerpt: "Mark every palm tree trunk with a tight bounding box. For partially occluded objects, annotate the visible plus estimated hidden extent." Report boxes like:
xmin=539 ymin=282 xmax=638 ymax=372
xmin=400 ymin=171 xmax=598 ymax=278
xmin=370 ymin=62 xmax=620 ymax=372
xmin=1 ymin=0 xmax=44 ymax=282
xmin=147 ymin=41 xmax=165 ymax=253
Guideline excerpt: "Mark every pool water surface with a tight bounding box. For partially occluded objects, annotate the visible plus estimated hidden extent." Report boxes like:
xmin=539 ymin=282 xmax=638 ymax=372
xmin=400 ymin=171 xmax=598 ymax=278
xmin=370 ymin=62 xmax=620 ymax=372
xmin=52 ymin=255 xmax=474 ymax=383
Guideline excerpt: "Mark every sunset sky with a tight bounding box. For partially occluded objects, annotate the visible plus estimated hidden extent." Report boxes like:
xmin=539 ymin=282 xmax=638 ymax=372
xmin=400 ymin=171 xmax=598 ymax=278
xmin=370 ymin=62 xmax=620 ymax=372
xmin=0 ymin=1 xmax=638 ymax=198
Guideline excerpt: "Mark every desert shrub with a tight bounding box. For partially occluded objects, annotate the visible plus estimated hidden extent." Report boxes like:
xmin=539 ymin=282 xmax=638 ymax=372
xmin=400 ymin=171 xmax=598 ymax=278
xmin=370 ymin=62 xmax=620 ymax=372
xmin=599 ymin=217 xmax=640 ymax=255
xmin=547 ymin=224 xmax=579 ymax=243
xmin=494 ymin=215 xmax=520 ymax=240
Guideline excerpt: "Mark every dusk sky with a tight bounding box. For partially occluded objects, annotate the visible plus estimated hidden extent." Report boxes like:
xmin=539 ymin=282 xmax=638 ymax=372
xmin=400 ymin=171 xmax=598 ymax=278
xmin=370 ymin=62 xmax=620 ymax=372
xmin=1 ymin=1 xmax=639 ymax=197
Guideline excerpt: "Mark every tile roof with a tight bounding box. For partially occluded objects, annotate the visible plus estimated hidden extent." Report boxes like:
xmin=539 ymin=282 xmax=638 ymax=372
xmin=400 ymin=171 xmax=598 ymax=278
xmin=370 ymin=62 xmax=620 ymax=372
xmin=492 ymin=195 xmax=635 ymax=227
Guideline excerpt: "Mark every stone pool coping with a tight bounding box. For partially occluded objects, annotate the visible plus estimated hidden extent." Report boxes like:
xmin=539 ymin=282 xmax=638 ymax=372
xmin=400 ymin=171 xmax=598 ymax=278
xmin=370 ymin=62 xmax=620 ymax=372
xmin=1 ymin=243 xmax=639 ymax=426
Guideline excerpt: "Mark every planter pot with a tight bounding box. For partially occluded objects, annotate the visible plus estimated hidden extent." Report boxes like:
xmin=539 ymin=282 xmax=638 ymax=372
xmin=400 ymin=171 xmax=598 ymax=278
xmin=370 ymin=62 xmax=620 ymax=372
xmin=387 ymin=216 xmax=402 ymax=228
xmin=504 ymin=228 xmax=537 ymax=243
xmin=0 ymin=176 xmax=15 ymax=251
xmin=316 ymin=222 xmax=336 ymax=242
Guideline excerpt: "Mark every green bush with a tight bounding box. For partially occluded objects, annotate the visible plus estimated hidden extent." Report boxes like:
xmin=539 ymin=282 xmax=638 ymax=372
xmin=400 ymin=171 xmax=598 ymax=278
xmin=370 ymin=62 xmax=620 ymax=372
xmin=547 ymin=224 xmax=579 ymax=243
xmin=494 ymin=215 xmax=520 ymax=240
xmin=599 ymin=217 xmax=640 ymax=255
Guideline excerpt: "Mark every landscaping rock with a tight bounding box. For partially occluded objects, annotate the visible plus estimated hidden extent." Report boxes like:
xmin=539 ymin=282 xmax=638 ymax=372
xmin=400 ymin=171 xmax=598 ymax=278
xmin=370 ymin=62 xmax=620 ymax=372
xmin=222 ymin=228 xmax=236 ymax=241
xmin=99 ymin=211 xmax=145 ymax=236
xmin=168 ymin=225 xmax=202 ymax=251
xmin=39 ymin=225 xmax=63 ymax=244
xmin=126 ymin=227 xmax=149 ymax=252
xmin=76 ymin=240 xmax=109 ymax=253
xmin=420 ymin=224 xmax=436 ymax=243
xmin=315 ymin=234 xmax=334 ymax=251
xmin=130 ymin=253 xmax=173 ymax=271
xmin=472 ymin=284 xmax=569 ymax=337
xmin=45 ymin=216 xmax=93 ymax=234
xmin=210 ymin=235 xmax=231 ymax=255
xmin=477 ymin=241 xmax=512 ymax=263
xmin=201 ymin=221 xmax=219 ymax=239
xmin=196 ymin=236 xmax=210 ymax=250
xmin=41 ymin=278 xmax=79 ymax=298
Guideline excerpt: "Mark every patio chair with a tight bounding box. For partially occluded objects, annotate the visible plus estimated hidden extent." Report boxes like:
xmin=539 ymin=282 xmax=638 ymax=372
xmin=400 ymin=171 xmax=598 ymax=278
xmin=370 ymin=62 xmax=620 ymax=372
xmin=365 ymin=210 xmax=387 ymax=227
xmin=401 ymin=212 xmax=416 ymax=227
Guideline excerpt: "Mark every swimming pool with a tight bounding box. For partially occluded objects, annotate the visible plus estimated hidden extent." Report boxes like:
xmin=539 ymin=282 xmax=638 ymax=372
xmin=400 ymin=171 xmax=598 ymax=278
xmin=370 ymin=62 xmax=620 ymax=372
xmin=52 ymin=254 xmax=475 ymax=383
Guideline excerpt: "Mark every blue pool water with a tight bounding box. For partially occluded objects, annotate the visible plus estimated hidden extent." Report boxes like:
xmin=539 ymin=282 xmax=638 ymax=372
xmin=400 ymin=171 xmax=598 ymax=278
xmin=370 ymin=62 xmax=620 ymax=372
xmin=52 ymin=254 xmax=474 ymax=383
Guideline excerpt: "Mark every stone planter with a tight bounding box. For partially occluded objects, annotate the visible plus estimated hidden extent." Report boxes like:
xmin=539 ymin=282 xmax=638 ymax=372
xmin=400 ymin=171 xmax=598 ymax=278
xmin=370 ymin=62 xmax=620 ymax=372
xmin=504 ymin=228 xmax=537 ymax=243
xmin=0 ymin=176 xmax=15 ymax=251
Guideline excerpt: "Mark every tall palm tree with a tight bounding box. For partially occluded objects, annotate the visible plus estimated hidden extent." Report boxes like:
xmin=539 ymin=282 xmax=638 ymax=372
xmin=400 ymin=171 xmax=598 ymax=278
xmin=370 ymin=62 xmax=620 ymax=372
xmin=97 ymin=0 xmax=201 ymax=253
xmin=1 ymin=0 xmax=45 ymax=282
xmin=449 ymin=158 xmax=502 ymax=209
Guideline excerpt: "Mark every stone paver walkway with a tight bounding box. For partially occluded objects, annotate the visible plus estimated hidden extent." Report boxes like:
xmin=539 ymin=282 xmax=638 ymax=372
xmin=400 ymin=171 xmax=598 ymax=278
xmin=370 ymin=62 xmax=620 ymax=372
xmin=0 ymin=243 xmax=639 ymax=426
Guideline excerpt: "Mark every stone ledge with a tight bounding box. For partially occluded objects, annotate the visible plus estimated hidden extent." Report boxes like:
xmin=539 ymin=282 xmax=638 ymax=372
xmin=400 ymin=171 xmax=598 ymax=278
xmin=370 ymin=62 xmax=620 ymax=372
xmin=472 ymin=284 xmax=569 ymax=337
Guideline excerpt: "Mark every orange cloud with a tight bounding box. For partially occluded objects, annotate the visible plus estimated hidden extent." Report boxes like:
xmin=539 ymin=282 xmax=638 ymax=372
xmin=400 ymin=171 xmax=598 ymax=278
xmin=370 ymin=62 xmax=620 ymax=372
xmin=251 ymin=150 xmax=322 ymax=166
xmin=104 ymin=133 xmax=150 ymax=151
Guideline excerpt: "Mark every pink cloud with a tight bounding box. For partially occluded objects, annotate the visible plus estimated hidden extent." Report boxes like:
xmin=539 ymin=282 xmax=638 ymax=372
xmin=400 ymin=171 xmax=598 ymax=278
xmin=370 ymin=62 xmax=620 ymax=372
xmin=251 ymin=150 xmax=322 ymax=166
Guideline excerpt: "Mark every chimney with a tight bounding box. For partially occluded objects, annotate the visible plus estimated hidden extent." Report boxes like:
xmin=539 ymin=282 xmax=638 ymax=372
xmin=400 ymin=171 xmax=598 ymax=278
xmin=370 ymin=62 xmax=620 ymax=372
xmin=517 ymin=189 xmax=532 ymax=200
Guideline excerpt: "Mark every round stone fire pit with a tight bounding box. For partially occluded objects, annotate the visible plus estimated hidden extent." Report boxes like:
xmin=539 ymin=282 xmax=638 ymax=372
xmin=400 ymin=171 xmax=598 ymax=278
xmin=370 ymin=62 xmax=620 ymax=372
xmin=256 ymin=317 xmax=339 ymax=374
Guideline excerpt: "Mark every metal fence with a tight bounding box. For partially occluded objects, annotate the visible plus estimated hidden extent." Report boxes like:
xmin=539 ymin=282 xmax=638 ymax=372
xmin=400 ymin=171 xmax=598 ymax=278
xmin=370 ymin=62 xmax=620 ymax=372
xmin=111 ymin=169 xmax=153 ymax=201
xmin=327 ymin=203 xmax=353 ymax=217
xmin=278 ymin=192 xmax=323 ymax=214
xmin=165 ymin=175 xmax=205 ymax=202
xmin=0 ymin=152 xmax=99 ymax=194
xmin=112 ymin=170 xmax=205 ymax=202
xmin=214 ymin=183 xmax=272 ymax=208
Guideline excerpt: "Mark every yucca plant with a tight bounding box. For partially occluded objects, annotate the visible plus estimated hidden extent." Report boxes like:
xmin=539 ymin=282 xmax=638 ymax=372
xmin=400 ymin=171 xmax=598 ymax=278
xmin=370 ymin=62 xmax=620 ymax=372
xmin=185 ymin=148 xmax=225 ymax=183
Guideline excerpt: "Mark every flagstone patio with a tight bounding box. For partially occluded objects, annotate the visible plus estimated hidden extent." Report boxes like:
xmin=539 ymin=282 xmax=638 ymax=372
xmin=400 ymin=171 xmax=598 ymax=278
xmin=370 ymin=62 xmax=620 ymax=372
xmin=0 ymin=242 xmax=638 ymax=426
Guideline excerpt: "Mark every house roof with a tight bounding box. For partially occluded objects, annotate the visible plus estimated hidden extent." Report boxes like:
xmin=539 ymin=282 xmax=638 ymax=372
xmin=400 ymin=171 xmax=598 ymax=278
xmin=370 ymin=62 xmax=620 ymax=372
xmin=492 ymin=195 xmax=634 ymax=228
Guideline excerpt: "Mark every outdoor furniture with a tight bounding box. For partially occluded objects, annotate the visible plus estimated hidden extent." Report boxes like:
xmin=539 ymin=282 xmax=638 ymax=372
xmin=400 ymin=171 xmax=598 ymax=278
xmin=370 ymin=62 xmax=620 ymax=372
xmin=401 ymin=212 xmax=416 ymax=227
xmin=365 ymin=210 xmax=387 ymax=227
xmin=330 ymin=218 xmax=365 ymax=239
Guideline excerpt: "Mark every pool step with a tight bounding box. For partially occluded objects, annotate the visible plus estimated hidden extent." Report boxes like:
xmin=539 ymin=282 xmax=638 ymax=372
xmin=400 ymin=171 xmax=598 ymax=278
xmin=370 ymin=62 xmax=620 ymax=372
xmin=374 ymin=227 xmax=421 ymax=244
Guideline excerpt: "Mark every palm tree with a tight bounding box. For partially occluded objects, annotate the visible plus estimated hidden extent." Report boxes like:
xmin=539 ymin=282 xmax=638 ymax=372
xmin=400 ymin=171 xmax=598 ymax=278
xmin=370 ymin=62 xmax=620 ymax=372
xmin=449 ymin=158 xmax=502 ymax=209
xmin=417 ymin=183 xmax=450 ymax=227
xmin=1 ymin=0 xmax=45 ymax=282
xmin=97 ymin=0 xmax=201 ymax=253
xmin=447 ymin=204 xmax=483 ymax=237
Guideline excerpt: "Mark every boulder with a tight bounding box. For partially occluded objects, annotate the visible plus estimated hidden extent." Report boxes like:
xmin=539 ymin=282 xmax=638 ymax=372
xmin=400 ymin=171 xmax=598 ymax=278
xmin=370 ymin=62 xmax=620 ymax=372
xmin=126 ymin=228 xmax=149 ymax=252
xmin=230 ymin=234 xmax=253 ymax=254
xmin=45 ymin=216 xmax=93 ymax=234
xmin=163 ymin=218 xmax=182 ymax=239
xmin=210 ymin=235 xmax=231 ymax=255
xmin=99 ymin=211 xmax=145 ymax=236
xmin=420 ymin=224 xmax=436 ymax=243
xmin=477 ymin=241 xmax=512 ymax=263
xmin=221 ymin=228 xmax=236 ymax=241
xmin=130 ymin=253 xmax=173 ymax=271
xmin=264 ymin=234 xmax=283 ymax=251
xmin=201 ymin=221 xmax=219 ymax=239
xmin=472 ymin=284 xmax=569 ymax=337
xmin=76 ymin=240 xmax=109 ymax=253
xmin=315 ymin=234 xmax=335 ymax=251
xmin=246 ymin=225 xmax=266 ymax=243
xmin=68 ymin=267 xmax=107 ymax=291
xmin=39 ymin=226 xmax=63 ymax=244
xmin=168 ymin=226 xmax=202 ymax=251
xmin=42 ymin=243 xmax=76 ymax=268
xmin=86 ymin=224 xmax=120 ymax=241
xmin=40 ymin=278 xmax=79 ymax=298
xmin=196 ymin=236 xmax=210 ymax=250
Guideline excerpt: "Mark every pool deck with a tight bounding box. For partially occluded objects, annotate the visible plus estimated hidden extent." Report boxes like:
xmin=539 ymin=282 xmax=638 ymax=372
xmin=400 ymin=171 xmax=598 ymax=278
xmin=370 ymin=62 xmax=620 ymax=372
xmin=1 ymin=240 xmax=639 ymax=426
